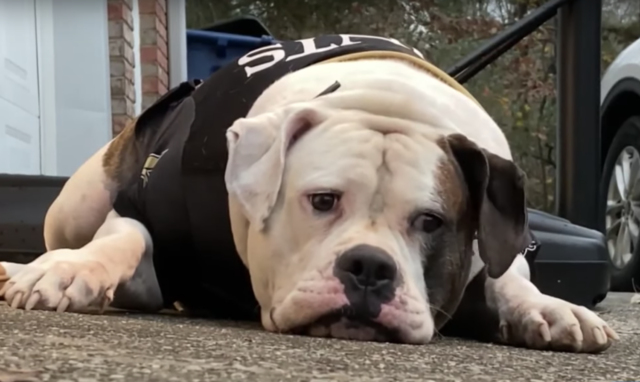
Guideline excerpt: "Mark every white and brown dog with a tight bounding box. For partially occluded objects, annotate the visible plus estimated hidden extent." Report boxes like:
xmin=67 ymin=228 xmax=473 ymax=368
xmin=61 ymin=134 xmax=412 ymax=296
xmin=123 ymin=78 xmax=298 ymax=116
xmin=0 ymin=34 xmax=618 ymax=352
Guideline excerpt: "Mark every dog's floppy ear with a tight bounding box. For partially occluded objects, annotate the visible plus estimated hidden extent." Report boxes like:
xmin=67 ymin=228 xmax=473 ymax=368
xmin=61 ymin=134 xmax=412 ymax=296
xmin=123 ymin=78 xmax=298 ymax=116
xmin=445 ymin=133 xmax=528 ymax=279
xmin=225 ymin=104 xmax=328 ymax=230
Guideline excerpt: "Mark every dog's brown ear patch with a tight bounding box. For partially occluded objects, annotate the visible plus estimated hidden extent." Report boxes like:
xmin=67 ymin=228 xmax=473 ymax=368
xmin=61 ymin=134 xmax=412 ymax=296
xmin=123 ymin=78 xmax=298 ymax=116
xmin=442 ymin=133 xmax=528 ymax=279
xmin=434 ymin=152 xmax=466 ymax=217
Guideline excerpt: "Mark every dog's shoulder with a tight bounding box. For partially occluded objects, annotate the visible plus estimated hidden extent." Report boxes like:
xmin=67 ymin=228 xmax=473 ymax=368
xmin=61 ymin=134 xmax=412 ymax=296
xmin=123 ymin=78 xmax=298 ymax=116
xmin=102 ymin=116 xmax=147 ymax=189
xmin=102 ymin=80 xmax=202 ymax=188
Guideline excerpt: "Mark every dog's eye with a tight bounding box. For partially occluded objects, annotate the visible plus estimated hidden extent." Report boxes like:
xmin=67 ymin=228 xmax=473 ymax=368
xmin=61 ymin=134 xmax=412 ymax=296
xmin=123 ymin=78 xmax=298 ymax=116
xmin=309 ymin=192 xmax=340 ymax=212
xmin=413 ymin=213 xmax=443 ymax=233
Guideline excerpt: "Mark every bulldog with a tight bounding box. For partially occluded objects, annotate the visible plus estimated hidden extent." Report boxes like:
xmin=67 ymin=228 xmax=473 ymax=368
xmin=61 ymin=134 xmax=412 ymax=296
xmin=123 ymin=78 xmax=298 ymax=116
xmin=0 ymin=34 xmax=618 ymax=352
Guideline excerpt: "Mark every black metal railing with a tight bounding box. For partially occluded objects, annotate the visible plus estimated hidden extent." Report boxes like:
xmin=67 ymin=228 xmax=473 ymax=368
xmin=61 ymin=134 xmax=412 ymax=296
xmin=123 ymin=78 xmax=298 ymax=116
xmin=446 ymin=0 xmax=603 ymax=230
xmin=446 ymin=0 xmax=571 ymax=84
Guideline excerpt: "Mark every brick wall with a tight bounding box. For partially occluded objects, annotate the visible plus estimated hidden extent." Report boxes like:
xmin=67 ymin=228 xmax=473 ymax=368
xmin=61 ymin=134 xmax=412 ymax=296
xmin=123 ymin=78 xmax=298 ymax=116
xmin=108 ymin=0 xmax=169 ymax=137
xmin=108 ymin=0 xmax=136 ymax=136
xmin=139 ymin=0 xmax=169 ymax=111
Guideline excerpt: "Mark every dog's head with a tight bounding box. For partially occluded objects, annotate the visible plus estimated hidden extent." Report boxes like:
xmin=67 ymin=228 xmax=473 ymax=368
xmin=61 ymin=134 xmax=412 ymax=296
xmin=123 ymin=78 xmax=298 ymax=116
xmin=224 ymin=90 xmax=528 ymax=344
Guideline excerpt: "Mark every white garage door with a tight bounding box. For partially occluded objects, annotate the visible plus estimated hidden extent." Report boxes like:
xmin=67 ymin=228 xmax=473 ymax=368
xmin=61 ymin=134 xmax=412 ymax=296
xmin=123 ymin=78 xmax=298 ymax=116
xmin=0 ymin=0 xmax=41 ymax=175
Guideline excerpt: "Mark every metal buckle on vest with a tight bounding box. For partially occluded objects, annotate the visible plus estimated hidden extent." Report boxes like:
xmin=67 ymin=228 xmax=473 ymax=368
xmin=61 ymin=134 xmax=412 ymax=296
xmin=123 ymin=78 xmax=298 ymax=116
xmin=314 ymin=81 xmax=341 ymax=98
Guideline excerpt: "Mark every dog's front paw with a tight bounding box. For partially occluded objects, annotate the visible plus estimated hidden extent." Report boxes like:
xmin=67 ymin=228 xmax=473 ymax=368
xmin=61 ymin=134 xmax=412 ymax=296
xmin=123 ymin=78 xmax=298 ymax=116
xmin=499 ymin=294 xmax=619 ymax=353
xmin=0 ymin=249 xmax=116 ymax=313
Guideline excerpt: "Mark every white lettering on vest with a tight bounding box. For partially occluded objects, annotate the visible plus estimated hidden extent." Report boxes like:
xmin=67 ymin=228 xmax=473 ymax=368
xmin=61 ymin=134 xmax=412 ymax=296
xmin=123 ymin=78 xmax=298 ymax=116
xmin=285 ymin=37 xmax=340 ymax=61
xmin=237 ymin=43 xmax=286 ymax=77
xmin=237 ymin=34 xmax=425 ymax=78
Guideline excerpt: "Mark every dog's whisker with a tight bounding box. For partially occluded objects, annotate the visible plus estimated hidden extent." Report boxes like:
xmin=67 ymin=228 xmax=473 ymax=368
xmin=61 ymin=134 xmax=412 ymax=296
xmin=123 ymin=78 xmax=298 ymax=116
xmin=428 ymin=302 xmax=452 ymax=321
xmin=433 ymin=326 xmax=444 ymax=339
xmin=425 ymin=302 xmax=447 ymax=340
xmin=269 ymin=307 xmax=282 ymax=333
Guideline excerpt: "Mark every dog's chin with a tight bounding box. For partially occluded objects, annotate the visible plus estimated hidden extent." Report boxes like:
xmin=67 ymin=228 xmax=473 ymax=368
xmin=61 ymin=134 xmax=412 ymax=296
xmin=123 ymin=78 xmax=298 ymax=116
xmin=288 ymin=307 xmax=402 ymax=343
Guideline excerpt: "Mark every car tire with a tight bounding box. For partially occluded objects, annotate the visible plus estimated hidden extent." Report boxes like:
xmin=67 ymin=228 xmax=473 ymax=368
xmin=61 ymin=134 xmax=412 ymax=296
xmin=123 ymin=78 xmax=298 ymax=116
xmin=600 ymin=116 xmax=640 ymax=291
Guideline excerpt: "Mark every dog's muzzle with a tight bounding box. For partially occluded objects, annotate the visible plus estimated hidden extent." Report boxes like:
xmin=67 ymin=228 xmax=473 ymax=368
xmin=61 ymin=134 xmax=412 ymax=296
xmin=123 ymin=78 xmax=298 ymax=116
xmin=289 ymin=244 xmax=402 ymax=341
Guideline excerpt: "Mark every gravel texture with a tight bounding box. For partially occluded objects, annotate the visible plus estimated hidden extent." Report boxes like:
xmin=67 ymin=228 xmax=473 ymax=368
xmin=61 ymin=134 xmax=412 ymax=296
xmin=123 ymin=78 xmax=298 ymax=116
xmin=1 ymin=293 xmax=639 ymax=382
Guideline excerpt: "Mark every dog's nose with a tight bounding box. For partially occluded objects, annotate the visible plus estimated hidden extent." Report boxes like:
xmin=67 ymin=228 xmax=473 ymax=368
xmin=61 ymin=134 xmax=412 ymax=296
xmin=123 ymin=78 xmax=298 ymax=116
xmin=335 ymin=244 xmax=398 ymax=288
xmin=333 ymin=244 xmax=398 ymax=317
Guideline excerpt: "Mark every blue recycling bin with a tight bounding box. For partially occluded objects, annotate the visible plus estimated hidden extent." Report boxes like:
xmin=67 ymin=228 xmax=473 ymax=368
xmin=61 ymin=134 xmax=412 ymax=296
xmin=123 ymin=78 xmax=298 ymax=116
xmin=186 ymin=29 xmax=276 ymax=80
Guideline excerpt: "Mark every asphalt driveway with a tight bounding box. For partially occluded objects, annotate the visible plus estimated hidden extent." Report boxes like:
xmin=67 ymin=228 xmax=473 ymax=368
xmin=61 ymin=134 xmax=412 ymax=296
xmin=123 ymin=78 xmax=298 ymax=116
xmin=1 ymin=293 xmax=639 ymax=382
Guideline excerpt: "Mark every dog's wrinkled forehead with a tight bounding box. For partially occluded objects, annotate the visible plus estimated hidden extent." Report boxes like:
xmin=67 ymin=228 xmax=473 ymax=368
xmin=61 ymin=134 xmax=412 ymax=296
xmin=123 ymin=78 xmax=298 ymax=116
xmin=287 ymin=115 xmax=462 ymax=218
xmin=282 ymin=79 xmax=470 ymax=225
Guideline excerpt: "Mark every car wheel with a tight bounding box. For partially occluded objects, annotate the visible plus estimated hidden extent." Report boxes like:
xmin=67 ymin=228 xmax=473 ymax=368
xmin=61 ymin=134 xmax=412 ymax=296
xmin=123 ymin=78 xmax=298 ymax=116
xmin=600 ymin=116 xmax=640 ymax=291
